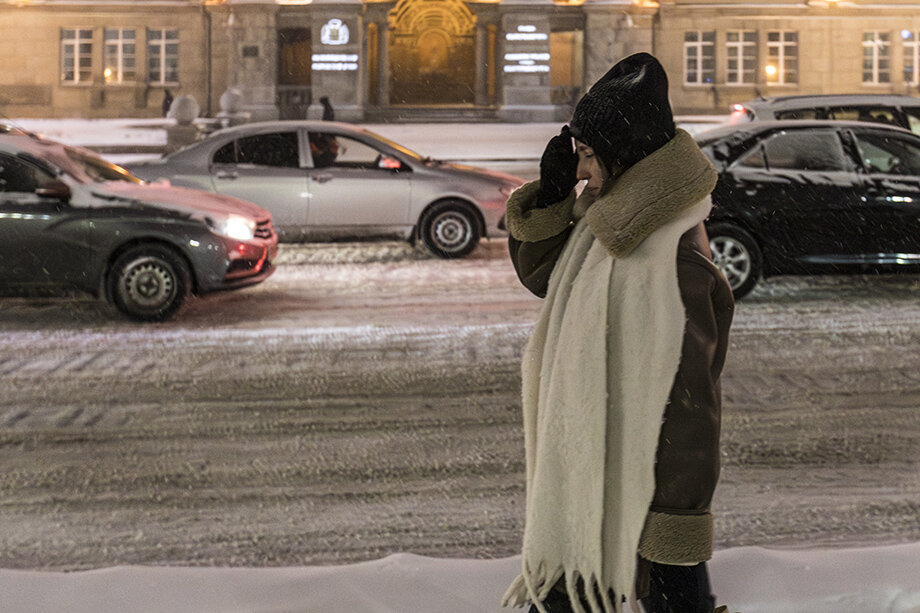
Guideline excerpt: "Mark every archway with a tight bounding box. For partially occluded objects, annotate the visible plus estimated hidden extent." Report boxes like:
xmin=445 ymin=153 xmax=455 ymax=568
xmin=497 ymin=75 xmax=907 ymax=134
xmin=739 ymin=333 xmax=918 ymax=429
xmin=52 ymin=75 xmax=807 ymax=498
xmin=387 ymin=0 xmax=476 ymax=105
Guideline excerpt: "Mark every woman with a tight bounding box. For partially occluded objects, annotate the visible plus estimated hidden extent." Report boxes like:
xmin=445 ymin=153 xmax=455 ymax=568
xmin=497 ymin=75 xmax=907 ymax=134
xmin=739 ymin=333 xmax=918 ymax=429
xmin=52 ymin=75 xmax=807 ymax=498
xmin=501 ymin=53 xmax=734 ymax=613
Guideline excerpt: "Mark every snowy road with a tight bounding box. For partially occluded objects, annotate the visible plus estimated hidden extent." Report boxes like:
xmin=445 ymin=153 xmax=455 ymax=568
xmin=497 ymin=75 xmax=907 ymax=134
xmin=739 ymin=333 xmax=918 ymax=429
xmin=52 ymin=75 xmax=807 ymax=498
xmin=1 ymin=240 xmax=919 ymax=571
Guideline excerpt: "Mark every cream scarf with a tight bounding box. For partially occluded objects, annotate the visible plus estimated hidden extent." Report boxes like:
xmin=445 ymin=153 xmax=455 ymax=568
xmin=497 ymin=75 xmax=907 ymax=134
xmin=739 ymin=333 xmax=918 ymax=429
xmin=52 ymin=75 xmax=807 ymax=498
xmin=503 ymin=130 xmax=717 ymax=613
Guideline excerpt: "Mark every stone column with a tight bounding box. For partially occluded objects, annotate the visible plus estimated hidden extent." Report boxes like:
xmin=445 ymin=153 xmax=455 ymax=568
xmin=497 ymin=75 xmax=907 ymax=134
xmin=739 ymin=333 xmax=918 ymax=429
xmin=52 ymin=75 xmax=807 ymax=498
xmin=225 ymin=5 xmax=280 ymax=121
xmin=498 ymin=1 xmax=555 ymax=122
xmin=307 ymin=1 xmax=365 ymax=122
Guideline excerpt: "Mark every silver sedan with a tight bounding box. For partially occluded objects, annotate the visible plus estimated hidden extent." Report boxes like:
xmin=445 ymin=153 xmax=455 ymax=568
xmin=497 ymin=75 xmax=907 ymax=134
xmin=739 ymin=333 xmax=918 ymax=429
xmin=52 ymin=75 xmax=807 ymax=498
xmin=127 ymin=121 xmax=523 ymax=258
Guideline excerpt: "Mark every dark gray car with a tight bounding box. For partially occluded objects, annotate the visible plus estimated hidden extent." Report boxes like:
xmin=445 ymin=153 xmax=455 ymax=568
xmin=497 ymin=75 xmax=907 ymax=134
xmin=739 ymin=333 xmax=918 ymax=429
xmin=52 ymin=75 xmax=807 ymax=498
xmin=0 ymin=132 xmax=278 ymax=321
xmin=729 ymin=94 xmax=920 ymax=134
xmin=127 ymin=121 xmax=523 ymax=259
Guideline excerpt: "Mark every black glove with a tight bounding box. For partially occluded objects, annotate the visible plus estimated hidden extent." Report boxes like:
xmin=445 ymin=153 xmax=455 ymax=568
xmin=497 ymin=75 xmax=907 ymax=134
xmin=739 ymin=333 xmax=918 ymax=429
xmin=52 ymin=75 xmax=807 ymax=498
xmin=535 ymin=125 xmax=579 ymax=208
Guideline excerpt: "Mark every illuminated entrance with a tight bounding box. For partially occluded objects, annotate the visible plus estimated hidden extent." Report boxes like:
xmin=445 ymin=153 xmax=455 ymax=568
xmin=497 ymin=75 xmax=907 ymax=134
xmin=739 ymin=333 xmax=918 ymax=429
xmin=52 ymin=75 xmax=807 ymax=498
xmin=387 ymin=0 xmax=476 ymax=105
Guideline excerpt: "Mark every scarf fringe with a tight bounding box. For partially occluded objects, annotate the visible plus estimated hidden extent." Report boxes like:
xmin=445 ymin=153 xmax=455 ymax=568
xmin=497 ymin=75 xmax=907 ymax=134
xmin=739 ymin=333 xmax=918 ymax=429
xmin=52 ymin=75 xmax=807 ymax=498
xmin=502 ymin=563 xmax=644 ymax=613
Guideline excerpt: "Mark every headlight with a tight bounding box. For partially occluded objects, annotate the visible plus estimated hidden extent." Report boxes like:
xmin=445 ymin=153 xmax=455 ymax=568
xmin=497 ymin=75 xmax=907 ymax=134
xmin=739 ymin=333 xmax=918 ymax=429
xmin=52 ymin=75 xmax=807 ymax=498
xmin=213 ymin=215 xmax=256 ymax=240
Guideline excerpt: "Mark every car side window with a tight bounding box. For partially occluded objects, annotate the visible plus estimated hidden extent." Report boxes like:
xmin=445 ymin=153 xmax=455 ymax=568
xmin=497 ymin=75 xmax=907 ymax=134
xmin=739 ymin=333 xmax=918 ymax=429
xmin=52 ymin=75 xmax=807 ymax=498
xmin=829 ymin=106 xmax=898 ymax=127
xmin=212 ymin=141 xmax=236 ymax=164
xmin=853 ymin=131 xmax=920 ymax=175
xmin=903 ymin=108 xmax=920 ymax=135
xmin=761 ymin=130 xmax=851 ymax=172
xmin=309 ymin=133 xmax=384 ymax=170
xmin=775 ymin=109 xmax=823 ymax=120
xmin=736 ymin=145 xmax=766 ymax=169
xmin=0 ymin=154 xmax=53 ymax=193
xmin=212 ymin=132 xmax=300 ymax=168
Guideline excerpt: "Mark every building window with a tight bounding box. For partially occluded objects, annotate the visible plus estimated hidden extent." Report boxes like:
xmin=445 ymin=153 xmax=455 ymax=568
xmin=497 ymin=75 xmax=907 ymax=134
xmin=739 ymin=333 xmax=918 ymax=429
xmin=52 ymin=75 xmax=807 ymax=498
xmin=684 ymin=31 xmax=715 ymax=85
xmin=904 ymin=30 xmax=920 ymax=85
xmin=148 ymin=28 xmax=179 ymax=85
xmin=104 ymin=28 xmax=136 ymax=84
xmin=61 ymin=28 xmax=93 ymax=84
xmin=863 ymin=31 xmax=891 ymax=84
xmin=726 ymin=30 xmax=757 ymax=85
xmin=766 ymin=30 xmax=798 ymax=85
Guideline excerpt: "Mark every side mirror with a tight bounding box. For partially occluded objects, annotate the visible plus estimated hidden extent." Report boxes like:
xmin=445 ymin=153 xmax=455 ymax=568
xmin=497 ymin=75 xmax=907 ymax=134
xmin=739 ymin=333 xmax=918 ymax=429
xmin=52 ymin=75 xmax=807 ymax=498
xmin=378 ymin=155 xmax=403 ymax=171
xmin=35 ymin=180 xmax=71 ymax=201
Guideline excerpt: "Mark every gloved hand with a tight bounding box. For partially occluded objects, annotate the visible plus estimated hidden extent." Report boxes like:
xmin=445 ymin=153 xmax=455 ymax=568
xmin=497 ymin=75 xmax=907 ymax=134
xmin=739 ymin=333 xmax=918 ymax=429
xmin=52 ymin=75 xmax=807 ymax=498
xmin=535 ymin=125 xmax=579 ymax=208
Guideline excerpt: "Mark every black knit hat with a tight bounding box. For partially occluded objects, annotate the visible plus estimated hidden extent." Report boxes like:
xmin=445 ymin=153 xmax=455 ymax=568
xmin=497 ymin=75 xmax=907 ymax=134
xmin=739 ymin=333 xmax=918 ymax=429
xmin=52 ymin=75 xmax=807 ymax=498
xmin=568 ymin=52 xmax=675 ymax=171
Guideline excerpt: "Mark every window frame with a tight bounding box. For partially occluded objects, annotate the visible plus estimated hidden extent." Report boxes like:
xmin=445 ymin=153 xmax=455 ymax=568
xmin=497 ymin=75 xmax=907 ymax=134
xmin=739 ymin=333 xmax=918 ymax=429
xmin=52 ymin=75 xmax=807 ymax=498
xmin=104 ymin=27 xmax=137 ymax=85
xmin=862 ymin=31 xmax=891 ymax=85
xmin=766 ymin=30 xmax=798 ymax=86
xmin=60 ymin=28 xmax=94 ymax=85
xmin=684 ymin=30 xmax=716 ymax=86
xmin=902 ymin=30 xmax=919 ymax=86
xmin=725 ymin=30 xmax=757 ymax=86
xmin=147 ymin=28 xmax=179 ymax=86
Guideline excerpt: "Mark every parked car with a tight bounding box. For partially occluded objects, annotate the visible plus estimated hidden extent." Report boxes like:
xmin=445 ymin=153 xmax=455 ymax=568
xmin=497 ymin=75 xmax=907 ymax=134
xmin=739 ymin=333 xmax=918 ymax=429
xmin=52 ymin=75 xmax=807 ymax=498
xmin=126 ymin=121 xmax=524 ymax=259
xmin=0 ymin=132 xmax=278 ymax=321
xmin=696 ymin=120 xmax=920 ymax=298
xmin=729 ymin=94 xmax=920 ymax=134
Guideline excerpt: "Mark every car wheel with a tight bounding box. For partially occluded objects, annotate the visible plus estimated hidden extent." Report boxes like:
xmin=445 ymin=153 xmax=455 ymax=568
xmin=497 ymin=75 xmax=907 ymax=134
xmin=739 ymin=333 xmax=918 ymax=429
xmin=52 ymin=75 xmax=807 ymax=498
xmin=708 ymin=223 xmax=762 ymax=300
xmin=108 ymin=245 xmax=190 ymax=322
xmin=418 ymin=201 xmax=481 ymax=259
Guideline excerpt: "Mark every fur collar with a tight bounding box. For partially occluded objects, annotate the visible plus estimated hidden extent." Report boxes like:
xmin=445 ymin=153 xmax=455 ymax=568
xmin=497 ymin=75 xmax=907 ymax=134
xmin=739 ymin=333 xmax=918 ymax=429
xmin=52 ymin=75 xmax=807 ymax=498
xmin=585 ymin=129 xmax=717 ymax=258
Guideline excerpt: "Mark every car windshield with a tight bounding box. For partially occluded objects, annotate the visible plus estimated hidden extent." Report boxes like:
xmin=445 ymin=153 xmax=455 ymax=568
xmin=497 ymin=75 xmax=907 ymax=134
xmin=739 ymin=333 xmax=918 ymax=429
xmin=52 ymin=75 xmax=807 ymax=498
xmin=42 ymin=144 xmax=144 ymax=185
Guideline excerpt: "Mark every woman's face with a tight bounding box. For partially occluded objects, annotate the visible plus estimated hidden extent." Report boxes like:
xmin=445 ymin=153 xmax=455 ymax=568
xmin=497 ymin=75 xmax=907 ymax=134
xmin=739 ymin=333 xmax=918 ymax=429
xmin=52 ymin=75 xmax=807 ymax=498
xmin=575 ymin=141 xmax=609 ymax=194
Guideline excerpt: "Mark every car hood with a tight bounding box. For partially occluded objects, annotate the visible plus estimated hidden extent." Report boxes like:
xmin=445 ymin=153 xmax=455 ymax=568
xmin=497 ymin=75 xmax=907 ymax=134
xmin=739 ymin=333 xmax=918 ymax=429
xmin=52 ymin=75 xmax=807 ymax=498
xmin=90 ymin=181 xmax=271 ymax=220
xmin=428 ymin=160 xmax=524 ymax=186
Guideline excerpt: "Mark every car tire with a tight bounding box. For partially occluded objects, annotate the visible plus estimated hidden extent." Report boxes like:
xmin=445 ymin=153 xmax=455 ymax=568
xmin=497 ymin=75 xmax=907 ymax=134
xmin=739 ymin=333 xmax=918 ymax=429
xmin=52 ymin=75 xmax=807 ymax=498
xmin=418 ymin=201 xmax=481 ymax=259
xmin=108 ymin=244 xmax=191 ymax=322
xmin=708 ymin=223 xmax=762 ymax=300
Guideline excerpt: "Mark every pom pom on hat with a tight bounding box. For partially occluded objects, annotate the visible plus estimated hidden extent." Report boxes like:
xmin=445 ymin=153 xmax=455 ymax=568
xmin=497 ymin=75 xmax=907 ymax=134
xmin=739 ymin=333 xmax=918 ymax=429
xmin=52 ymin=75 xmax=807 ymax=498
xmin=569 ymin=52 xmax=675 ymax=171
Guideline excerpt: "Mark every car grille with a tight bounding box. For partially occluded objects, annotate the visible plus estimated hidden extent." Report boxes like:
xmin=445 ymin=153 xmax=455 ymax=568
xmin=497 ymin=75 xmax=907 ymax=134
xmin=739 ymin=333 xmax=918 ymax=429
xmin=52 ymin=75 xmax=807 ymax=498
xmin=254 ymin=220 xmax=273 ymax=239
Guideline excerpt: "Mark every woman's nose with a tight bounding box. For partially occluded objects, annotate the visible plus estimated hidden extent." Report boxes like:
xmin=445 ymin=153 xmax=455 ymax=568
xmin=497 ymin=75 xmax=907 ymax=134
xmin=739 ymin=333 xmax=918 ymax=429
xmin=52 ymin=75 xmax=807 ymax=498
xmin=576 ymin=159 xmax=591 ymax=181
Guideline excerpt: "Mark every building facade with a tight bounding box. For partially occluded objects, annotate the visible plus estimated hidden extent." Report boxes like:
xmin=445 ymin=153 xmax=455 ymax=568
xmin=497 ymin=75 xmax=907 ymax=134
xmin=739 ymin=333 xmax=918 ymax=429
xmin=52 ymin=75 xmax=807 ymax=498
xmin=2 ymin=0 xmax=920 ymax=121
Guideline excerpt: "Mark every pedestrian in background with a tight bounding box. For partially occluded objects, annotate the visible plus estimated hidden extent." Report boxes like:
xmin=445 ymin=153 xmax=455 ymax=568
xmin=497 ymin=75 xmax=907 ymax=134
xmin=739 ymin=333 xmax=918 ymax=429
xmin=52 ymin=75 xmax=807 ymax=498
xmin=162 ymin=89 xmax=174 ymax=117
xmin=501 ymin=53 xmax=734 ymax=613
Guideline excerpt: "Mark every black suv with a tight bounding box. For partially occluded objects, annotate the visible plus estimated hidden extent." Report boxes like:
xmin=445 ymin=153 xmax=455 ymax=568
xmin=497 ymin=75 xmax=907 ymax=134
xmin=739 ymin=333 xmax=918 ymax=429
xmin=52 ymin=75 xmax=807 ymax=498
xmin=696 ymin=119 xmax=920 ymax=298
xmin=729 ymin=94 xmax=920 ymax=135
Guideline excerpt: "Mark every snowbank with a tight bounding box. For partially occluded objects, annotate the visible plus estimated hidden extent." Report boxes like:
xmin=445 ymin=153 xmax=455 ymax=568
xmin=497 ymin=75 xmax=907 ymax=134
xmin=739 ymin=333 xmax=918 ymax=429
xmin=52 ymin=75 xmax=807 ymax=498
xmin=3 ymin=543 xmax=919 ymax=613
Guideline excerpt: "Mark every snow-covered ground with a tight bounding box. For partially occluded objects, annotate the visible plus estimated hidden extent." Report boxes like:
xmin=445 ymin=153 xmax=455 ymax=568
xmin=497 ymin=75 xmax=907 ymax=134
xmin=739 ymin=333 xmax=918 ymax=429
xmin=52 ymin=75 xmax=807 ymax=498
xmin=2 ymin=118 xmax=919 ymax=613
xmin=2 ymin=542 xmax=919 ymax=613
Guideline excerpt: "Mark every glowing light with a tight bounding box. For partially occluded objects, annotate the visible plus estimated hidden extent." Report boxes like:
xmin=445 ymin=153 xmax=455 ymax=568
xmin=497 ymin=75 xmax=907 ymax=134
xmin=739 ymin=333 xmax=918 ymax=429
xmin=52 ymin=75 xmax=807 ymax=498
xmin=320 ymin=19 xmax=349 ymax=45
xmin=312 ymin=53 xmax=359 ymax=72
xmin=504 ymin=65 xmax=550 ymax=73
xmin=506 ymin=33 xmax=548 ymax=41
xmin=765 ymin=64 xmax=778 ymax=77
xmin=504 ymin=53 xmax=550 ymax=62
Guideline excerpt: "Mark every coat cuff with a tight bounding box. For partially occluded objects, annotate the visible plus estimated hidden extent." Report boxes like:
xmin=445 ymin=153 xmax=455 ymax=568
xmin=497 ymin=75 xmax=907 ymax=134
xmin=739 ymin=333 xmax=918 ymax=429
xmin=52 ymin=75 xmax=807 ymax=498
xmin=505 ymin=180 xmax=576 ymax=243
xmin=638 ymin=510 xmax=713 ymax=565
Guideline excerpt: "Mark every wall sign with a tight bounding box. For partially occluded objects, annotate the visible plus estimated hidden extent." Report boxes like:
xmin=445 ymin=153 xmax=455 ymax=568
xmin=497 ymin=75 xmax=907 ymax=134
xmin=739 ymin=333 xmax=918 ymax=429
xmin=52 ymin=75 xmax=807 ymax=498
xmin=321 ymin=19 xmax=350 ymax=46
xmin=504 ymin=52 xmax=550 ymax=73
xmin=312 ymin=53 xmax=359 ymax=71
xmin=506 ymin=24 xmax=548 ymax=42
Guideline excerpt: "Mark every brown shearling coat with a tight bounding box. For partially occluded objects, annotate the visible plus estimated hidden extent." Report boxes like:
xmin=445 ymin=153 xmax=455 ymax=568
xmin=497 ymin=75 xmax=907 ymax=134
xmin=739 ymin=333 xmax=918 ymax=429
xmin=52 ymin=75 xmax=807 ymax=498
xmin=508 ymin=219 xmax=734 ymax=596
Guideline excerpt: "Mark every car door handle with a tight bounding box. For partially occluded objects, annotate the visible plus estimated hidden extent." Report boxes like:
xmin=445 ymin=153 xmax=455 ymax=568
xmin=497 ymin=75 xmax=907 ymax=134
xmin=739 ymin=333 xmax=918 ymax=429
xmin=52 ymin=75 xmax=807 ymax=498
xmin=311 ymin=174 xmax=333 ymax=183
xmin=216 ymin=170 xmax=238 ymax=180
